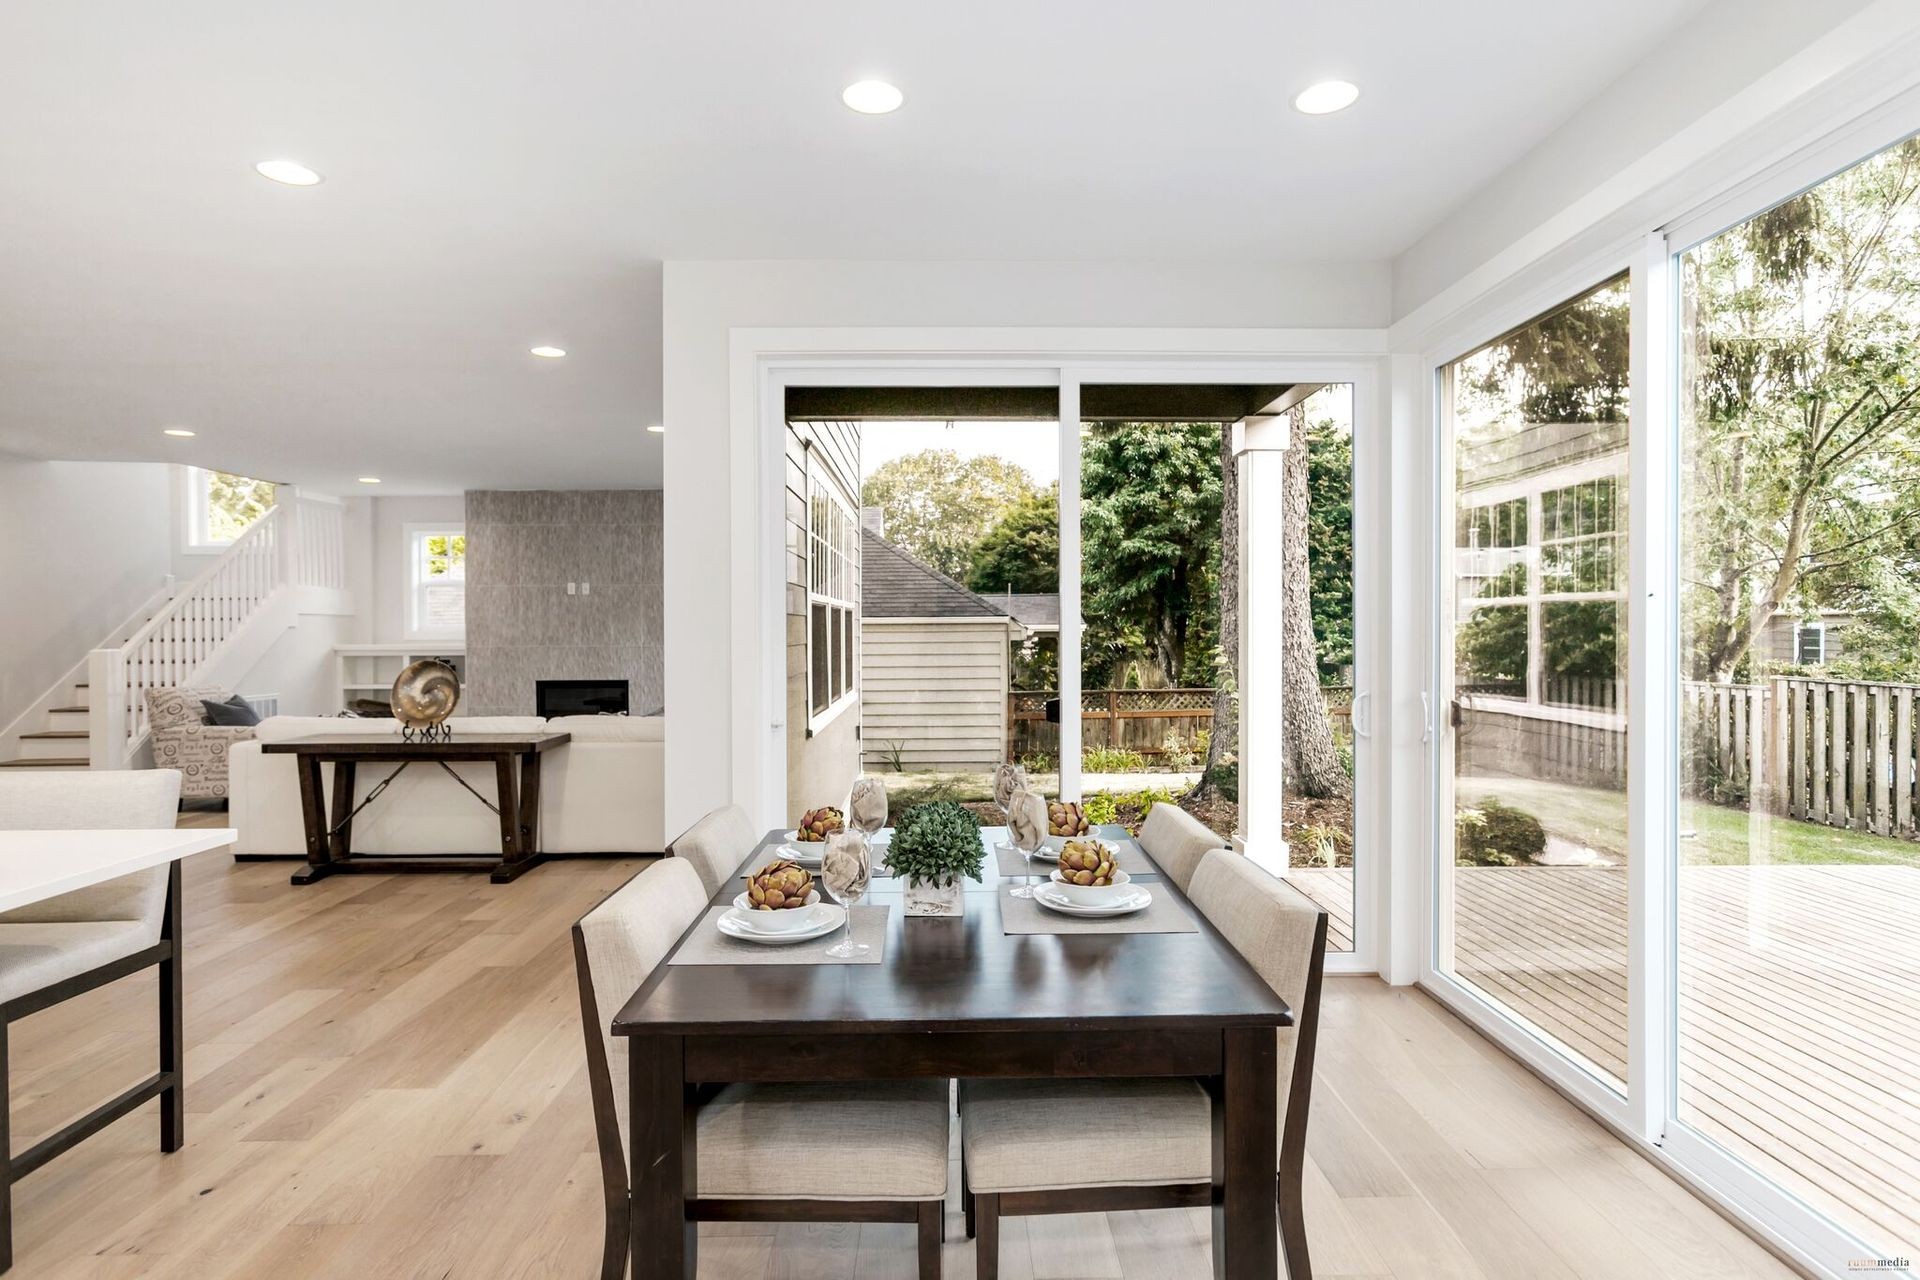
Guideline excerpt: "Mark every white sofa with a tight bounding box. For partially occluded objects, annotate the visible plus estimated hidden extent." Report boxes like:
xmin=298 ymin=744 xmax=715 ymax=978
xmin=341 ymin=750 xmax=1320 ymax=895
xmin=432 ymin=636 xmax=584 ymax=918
xmin=227 ymin=714 xmax=666 ymax=858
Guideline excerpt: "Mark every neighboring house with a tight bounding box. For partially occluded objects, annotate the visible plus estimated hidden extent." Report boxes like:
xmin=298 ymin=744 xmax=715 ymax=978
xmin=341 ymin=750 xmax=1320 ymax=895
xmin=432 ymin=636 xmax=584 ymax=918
xmin=1754 ymin=609 xmax=1856 ymax=671
xmin=785 ymin=420 xmax=864 ymax=824
xmin=860 ymin=526 xmax=1026 ymax=772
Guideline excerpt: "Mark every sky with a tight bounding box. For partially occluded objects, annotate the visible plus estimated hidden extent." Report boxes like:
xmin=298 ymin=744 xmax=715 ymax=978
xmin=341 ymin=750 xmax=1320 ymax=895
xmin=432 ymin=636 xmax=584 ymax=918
xmin=858 ymin=420 xmax=1061 ymax=484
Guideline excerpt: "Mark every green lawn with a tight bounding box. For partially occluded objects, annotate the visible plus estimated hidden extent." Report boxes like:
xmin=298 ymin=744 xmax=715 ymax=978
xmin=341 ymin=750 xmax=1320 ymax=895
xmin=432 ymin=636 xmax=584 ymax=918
xmin=1458 ymin=776 xmax=1920 ymax=870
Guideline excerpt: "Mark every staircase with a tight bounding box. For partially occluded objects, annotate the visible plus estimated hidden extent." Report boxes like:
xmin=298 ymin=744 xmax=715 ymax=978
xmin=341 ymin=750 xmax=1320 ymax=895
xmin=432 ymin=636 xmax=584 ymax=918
xmin=0 ymin=493 xmax=347 ymax=772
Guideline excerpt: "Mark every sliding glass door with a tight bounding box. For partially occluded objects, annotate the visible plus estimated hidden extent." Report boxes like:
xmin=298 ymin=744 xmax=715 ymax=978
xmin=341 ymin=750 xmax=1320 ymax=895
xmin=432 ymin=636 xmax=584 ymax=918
xmin=1439 ymin=276 xmax=1632 ymax=1092
xmin=1675 ymin=134 xmax=1920 ymax=1265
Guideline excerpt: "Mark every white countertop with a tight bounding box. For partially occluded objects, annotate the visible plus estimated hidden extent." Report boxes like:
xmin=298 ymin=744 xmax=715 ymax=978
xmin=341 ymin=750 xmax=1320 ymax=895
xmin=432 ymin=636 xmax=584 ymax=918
xmin=0 ymin=828 xmax=238 ymax=914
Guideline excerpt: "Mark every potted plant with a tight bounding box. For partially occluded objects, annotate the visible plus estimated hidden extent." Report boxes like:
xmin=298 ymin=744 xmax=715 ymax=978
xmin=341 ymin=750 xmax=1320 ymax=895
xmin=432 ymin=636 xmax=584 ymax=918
xmin=887 ymin=800 xmax=985 ymax=917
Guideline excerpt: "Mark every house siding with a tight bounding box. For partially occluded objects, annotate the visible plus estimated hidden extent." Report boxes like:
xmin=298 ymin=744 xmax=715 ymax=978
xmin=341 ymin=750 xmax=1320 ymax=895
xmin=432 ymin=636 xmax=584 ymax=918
xmin=861 ymin=618 xmax=1011 ymax=771
xmin=786 ymin=420 xmax=862 ymax=824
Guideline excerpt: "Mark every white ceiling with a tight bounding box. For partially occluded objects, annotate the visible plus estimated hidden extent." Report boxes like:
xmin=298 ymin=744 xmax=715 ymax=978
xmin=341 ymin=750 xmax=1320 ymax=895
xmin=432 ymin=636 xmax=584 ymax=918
xmin=0 ymin=0 xmax=1709 ymax=494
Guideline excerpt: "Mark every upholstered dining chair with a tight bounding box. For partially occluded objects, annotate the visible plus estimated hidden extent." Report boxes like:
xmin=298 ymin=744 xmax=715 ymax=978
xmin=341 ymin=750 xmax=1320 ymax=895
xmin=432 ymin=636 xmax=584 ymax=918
xmin=1135 ymin=802 xmax=1230 ymax=894
xmin=573 ymin=857 xmax=951 ymax=1280
xmin=665 ymin=802 xmax=757 ymax=896
xmin=958 ymin=849 xmax=1328 ymax=1279
xmin=0 ymin=769 xmax=186 ymax=1272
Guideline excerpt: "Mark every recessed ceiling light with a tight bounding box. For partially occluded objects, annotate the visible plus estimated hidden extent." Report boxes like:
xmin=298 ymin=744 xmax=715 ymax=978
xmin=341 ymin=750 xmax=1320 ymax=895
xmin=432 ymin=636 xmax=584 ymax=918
xmin=530 ymin=345 xmax=567 ymax=358
xmin=1293 ymin=80 xmax=1359 ymax=115
xmin=357 ymin=476 xmax=382 ymax=484
xmin=842 ymin=80 xmax=904 ymax=115
xmin=162 ymin=427 xmax=196 ymax=438
xmin=646 ymin=423 xmax=665 ymax=434
xmin=254 ymin=159 xmax=323 ymax=186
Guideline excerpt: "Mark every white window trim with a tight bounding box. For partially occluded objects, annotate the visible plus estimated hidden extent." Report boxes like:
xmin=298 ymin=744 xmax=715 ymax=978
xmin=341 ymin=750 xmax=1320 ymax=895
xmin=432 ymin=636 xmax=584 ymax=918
xmin=404 ymin=522 xmax=466 ymax=642
xmin=179 ymin=464 xmax=248 ymax=555
xmin=803 ymin=447 xmax=858 ymax=734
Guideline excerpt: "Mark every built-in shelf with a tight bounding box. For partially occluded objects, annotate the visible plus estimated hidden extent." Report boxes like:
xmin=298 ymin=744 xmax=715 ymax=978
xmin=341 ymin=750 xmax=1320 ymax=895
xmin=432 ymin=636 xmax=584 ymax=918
xmin=335 ymin=644 xmax=466 ymax=714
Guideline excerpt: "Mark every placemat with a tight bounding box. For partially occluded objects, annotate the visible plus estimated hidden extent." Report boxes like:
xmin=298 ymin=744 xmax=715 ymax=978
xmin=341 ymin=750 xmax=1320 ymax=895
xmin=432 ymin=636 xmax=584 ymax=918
xmin=999 ymin=886 xmax=1199 ymax=935
xmin=668 ymin=905 xmax=889 ymax=965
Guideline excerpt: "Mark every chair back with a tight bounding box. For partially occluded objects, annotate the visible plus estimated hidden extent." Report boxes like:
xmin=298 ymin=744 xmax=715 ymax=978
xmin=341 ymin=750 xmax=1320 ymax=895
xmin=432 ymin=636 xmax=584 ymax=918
xmin=1136 ymin=803 xmax=1227 ymax=894
xmin=1187 ymin=850 xmax=1328 ymax=1159
xmin=0 ymin=770 xmax=182 ymax=925
xmin=144 ymin=687 xmax=229 ymax=734
xmin=667 ymin=803 xmax=756 ymax=897
xmin=573 ymin=857 xmax=710 ymax=1172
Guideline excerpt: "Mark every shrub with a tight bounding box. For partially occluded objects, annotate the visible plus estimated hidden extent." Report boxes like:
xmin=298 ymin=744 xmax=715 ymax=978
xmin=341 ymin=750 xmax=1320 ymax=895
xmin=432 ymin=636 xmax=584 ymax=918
xmin=886 ymin=801 xmax=986 ymax=888
xmin=1454 ymin=799 xmax=1546 ymax=867
xmin=1159 ymin=730 xmax=1201 ymax=771
xmin=1082 ymin=791 xmax=1119 ymax=826
xmin=1082 ymin=746 xmax=1147 ymax=773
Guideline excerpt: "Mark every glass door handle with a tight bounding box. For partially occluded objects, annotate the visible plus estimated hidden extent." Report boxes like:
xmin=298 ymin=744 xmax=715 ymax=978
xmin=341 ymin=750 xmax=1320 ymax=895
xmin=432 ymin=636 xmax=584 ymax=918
xmin=1353 ymin=690 xmax=1372 ymax=739
xmin=1421 ymin=692 xmax=1433 ymax=743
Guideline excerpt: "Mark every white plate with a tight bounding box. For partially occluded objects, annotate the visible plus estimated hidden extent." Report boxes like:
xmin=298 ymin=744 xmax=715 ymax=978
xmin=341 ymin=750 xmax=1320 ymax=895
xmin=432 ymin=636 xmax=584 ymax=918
xmin=1007 ymin=844 xmax=1057 ymax=863
xmin=1032 ymin=884 xmax=1152 ymax=917
xmin=717 ymin=903 xmax=847 ymax=945
xmin=779 ymin=843 xmax=824 ymax=866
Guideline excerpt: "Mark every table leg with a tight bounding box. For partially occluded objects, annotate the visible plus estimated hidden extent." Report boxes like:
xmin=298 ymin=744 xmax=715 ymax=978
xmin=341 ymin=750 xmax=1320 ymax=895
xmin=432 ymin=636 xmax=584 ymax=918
xmin=628 ymin=1035 xmax=695 ymax=1280
xmin=290 ymin=754 xmax=332 ymax=885
xmin=326 ymin=760 xmax=358 ymax=865
xmin=1212 ymin=1027 xmax=1278 ymax=1280
xmin=490 ymin=752 xmax=541 ymax=884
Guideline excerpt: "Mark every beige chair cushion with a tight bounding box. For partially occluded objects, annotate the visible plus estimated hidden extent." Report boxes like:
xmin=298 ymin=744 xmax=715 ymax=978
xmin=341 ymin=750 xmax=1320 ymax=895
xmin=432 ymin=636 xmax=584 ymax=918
xmin=0 ymin=770 xmax=180 ymax=928
xmin=669 ymin=803 xmax=756 ymax=898
xmin=699 ymin=1080 xmax=950 ymax=1200
xmin=1188 ymin=850 xmax=1321 ymax=1107
xmin=960 ymin=1077 xmax=1210 ymax=1193
xmin=578 ymin=857 xmax=712 ymax=1156
xmin=0 ymin=921 xmax=155 ymax=1003
xmin=1137 ymin=804 xmax=1226 ymax=894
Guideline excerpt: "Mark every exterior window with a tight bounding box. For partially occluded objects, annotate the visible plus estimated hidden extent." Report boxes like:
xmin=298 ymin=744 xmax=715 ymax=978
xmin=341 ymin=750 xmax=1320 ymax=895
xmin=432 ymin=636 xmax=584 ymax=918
xmin=1793 ymin=621 xmax=1826 ymax=665
xmin=185 ymin=466 xmax=276 ymax=550
xmin=408 ymin=526 xmax=466 ymax=638
xmin=807 ymin=461 xmax=858 ymax=726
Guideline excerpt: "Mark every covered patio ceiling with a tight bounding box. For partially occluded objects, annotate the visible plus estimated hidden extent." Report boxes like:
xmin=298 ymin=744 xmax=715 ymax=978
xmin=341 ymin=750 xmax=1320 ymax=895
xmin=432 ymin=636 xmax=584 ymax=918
xmin=784 ymin=383 xmax=1317 ymax=424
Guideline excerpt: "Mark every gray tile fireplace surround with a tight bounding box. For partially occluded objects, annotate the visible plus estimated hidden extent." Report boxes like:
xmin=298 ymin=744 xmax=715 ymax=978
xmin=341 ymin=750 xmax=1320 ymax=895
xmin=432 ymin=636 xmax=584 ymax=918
xmin=461 ymin=489 xmax=663 ymax=716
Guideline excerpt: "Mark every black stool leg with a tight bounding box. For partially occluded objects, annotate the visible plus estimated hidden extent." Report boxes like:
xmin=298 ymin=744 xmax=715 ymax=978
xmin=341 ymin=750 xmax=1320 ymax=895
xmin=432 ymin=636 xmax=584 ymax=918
xmin=1 ymin=1017 xmax=13 ymax=1273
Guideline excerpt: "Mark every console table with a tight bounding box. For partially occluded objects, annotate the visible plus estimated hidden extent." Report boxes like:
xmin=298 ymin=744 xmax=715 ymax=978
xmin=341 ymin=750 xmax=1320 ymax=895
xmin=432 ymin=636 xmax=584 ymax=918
xmin=260 ymin=732 xmax=570 ymax=885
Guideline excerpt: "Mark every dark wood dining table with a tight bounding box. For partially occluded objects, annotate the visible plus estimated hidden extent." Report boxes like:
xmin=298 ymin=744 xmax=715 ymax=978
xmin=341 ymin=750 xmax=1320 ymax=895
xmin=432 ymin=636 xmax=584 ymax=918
xmin=611 ymin=824 xmax=1292 ymax=1279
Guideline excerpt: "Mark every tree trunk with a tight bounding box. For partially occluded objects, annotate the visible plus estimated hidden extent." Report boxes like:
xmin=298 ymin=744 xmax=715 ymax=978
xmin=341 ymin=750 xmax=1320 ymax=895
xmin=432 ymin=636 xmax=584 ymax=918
xmin=1281 ymin=405 xmax=1352 ymax=799
xmin=1194 ymin=424 xmax=1239 ymax=798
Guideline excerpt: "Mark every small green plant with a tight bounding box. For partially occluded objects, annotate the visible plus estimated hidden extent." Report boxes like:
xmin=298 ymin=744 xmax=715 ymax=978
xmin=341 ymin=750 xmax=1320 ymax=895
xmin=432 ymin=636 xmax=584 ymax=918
xmin=1298 ymin=822 xmax=1346 ymax=868
xmin=1082 ymin=792 xmax=1119 ymax=826
xmin=1159 ymin=730 xmax=1200 ymax=771
xmin=886 ymin=800 xmax=986 ymax=888
xmin=1082 ymin=786 xmax=1183 ymax=833
xmin=1018 ymin=751 xmax=1056 ymax=774
xmin=1082 ymin=746 xmax=1146 ymax=773
xmin=1454 ymin=799 xmax=1546 ymax=867
xmin=874 ymin=739 xmax=908 ymax=772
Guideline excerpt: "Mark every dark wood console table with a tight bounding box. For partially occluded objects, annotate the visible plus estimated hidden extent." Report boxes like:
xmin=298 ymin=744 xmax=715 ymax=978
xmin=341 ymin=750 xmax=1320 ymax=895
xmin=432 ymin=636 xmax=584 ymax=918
xmin=260 ymin=732 xmax=571 ymax=885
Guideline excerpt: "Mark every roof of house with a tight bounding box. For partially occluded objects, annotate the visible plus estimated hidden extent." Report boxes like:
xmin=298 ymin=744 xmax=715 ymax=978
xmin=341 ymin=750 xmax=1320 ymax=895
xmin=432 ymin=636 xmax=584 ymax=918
xmin=861 ymin=528 xmax=1010 ymax=621
xmin=993 ymin=592 xmax=1061 ymax=630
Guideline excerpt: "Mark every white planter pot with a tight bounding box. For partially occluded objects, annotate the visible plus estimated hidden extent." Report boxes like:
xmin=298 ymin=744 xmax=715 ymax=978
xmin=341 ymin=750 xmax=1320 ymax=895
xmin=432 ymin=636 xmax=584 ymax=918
xmin=902 ymin=877 xmax=965 ymax=917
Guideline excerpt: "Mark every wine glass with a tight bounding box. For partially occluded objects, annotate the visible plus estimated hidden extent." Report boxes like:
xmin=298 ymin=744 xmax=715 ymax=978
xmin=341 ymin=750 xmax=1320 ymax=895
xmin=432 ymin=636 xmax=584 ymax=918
xmin=820 ymin=830 xmax=871 ymax=958
xmin=1006 ymin=790 xmax=1048 ymax=900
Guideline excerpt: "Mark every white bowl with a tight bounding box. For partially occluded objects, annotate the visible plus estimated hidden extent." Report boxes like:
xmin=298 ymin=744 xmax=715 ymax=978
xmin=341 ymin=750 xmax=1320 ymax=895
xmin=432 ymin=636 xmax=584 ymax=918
xmin=1041 ymin=832 xmax=1097 ymax=853
xmin=729 ymin=890 xmax=823 ymax=932
xmin=1047 ymin=868 xmax=1133 ymax=906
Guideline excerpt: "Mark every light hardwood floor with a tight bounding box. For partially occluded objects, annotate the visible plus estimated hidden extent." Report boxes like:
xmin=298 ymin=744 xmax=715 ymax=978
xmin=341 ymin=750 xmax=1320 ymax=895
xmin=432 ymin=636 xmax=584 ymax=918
xmin=3 ymin=825 xmax=1797 ymax=1279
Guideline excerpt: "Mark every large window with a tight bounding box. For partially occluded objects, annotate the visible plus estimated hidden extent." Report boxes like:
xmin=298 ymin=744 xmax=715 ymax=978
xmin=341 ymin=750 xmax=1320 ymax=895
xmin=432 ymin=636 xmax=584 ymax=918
xmin=184 ymin=466 xmax=275 ymax=550
xmin=1442 ymin=273 xmax=1631 ymax=1092
xmin=1678 ymin=132 xmax=1920 ymax=1264
xmin=807 ymin=461 xmax=858 ymax=725
xmin=407 ymin=526 xmax=466 ymax=638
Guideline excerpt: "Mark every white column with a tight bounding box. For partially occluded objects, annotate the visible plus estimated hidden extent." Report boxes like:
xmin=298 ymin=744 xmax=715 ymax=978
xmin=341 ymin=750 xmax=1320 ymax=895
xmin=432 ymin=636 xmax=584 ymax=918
xmin=1057 ymin=379 xmax=1083 ymax=803
xmin=1233 ymin=413 xmax=1290 ymax=872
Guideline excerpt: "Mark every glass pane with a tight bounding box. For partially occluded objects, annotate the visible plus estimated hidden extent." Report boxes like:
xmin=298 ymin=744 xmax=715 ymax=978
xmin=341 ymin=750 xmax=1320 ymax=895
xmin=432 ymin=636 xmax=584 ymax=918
xmin=1678 ymin=135 xmax=1920 ymax=1257
xmin=202 ymin=469 xmax=276 ymax=543
xmin=810 ymin=603 xmax=828 ymax=714
xmin=1444 ymin=273 xmax=1631 ymax=1092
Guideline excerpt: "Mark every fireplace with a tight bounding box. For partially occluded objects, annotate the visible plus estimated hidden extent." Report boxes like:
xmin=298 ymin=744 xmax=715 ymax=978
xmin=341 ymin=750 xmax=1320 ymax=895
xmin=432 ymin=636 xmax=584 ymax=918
xmin=535 ymin=679 xmax=630 ymax=717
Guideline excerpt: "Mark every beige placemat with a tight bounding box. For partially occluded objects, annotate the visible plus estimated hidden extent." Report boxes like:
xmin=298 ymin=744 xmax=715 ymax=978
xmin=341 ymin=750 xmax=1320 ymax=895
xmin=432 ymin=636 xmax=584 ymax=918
xmin=668 ymin=905 xmax=889 ymax=965
xmin=991 ymin=838 xmax=1158 ymax=880
xmin=998 ymin=886 xmax=1199 ymax=935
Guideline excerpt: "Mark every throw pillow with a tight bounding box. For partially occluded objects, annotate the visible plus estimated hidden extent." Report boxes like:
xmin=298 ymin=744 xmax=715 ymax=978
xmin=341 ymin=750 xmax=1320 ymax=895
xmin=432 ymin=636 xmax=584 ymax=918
xmin=201 ymin=695 xmax=262 ymax=727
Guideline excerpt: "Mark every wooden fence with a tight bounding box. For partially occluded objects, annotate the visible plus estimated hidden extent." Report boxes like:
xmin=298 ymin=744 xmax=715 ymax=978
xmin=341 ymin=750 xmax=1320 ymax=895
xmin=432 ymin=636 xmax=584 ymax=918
xmin=1686 ymin=678 xmax=1920 ymax=838
xmin=1007 ymin=686 xmax=1353 ymax=763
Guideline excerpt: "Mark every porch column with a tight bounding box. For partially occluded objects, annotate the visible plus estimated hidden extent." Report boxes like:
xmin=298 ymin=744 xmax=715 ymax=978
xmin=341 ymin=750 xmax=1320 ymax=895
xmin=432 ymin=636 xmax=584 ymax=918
xmin=1232 ymin=412 xmax=1289 ymax=872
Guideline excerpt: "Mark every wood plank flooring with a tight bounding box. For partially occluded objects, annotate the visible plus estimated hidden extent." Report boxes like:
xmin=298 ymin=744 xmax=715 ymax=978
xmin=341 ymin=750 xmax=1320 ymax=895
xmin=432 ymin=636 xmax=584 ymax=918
xmin=1 ymin=825 xmax=1796 ymax=1278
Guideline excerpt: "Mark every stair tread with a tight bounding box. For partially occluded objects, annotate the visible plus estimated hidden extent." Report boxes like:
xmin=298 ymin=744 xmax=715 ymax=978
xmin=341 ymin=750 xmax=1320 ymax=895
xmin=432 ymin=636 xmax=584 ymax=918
xmin=50 ymin=706 xmax=86 ymax=714
xmin=21 ymin=730 xmax=88 ymax=740
xmin=0 ymin=758 xmax=89 ymax=768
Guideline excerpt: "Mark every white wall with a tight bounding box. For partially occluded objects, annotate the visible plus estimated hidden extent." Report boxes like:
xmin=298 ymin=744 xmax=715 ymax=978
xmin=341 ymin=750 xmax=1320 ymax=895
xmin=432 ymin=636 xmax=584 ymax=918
xmin=0 ymin=456 xmax=172 ymax=733
xmin=367 ymin=495 xmax=466 ymax=640
xmin=1390 ymin=0 xmax=1908 ymax=328
xmin=661 ymin=258 xmax=1391 ymax=837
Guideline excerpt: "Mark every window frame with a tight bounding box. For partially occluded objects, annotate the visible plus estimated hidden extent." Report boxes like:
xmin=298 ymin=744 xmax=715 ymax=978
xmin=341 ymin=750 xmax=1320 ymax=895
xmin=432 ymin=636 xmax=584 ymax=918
xmin=804 ymin=449 xmax=859 ymax=733
xmin=180 ymin=464 xmax=275 ymax=555
xmin=404 ymin=523 xmax=467 ymax=642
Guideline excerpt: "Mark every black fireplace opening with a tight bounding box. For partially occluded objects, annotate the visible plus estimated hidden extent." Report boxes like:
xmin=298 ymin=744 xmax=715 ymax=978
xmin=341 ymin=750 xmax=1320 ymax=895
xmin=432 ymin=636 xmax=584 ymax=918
xmin=536 ymin=679 xmax=630 ymax=717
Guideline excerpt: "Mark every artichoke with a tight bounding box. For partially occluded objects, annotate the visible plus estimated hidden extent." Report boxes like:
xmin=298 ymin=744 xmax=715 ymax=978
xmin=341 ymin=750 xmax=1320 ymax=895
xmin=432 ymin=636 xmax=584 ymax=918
xmin=795 ymin=806 xmax=845 ymax=842
xmin=1058 ymin=839 xmax=1118 ymax=886
xmin=847 ymin=778 xmax=888 ymax=835
xmin=745 ymin=859 xmax=814 ymax=909
xmin=1046 ymin=800 xmax=1090 ymax=837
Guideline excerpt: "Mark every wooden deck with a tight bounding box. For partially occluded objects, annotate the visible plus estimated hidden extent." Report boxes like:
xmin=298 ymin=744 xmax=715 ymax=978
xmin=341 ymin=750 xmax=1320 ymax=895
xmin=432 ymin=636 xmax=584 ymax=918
xmin=1288 ymin=862 xmax=1920 ymax=1259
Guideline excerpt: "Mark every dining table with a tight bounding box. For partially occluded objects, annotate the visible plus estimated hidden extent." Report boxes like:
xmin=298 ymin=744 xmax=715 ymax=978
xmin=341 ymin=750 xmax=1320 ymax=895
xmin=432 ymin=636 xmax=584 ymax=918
xmin=611 ymin=822 xmax=1292 ymax=1279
